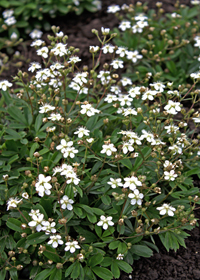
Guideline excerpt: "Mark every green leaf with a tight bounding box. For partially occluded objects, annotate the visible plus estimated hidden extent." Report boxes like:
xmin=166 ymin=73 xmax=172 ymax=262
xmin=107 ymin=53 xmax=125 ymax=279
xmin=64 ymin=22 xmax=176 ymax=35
xmin=14 ymin=5 xmax=25 ymax=15
xmin=117 ymin=242 xmax=127 ymax=254
xmin=6 ymin=218 xmax=23 ymax=232
xmin=131 ymin=245 xmax=153 ymax=257
xmin=87 ymin=212 xmax=97 ymax=223
xmin=92 ymin=267 xmax=113 ymax=280
xmin=95 ymin=224 xmax=102 ymax=237
xmin=43 ymin=245 xmax=61 ymax=263
xmin=7 ymin=106 xmax=27 ymax=125
xmin=49 ymin=267 xmax=62 ymax=280
xmin=88 ymin=253 xmax=104 ymax=267
xmin=184 ymin=168 xmax=200 ymax=177
xmin=92 ymin=208 xmax=104 ymax=215
xmin=26 ymin=232 xmax=48 ymax=246
xmin=119 ymin=158 xmax=132 ymax=170
xmin=0 ymin=269 xmax=6 ymax=280
xmin=35 ymin=114 xmax=43 ymax=132
xmin=109 ymin=240 xmax=120 ymax=250
xmin=65 ymin=262 xmax=76 ymax=277
xmin=101 ymin=195 xmax=111 ymax=205
xmin=116 ymin=260 xmax=133 ymax=273
xmin=9 ymin=268 xmax=18 ymax=280
xmin=34 ymin=266 xmax=55 ymax=280
xmin=71 ymin=261 xmax=80 ymax=279
xmin=111 ymin=261 xmax=120 ymax=279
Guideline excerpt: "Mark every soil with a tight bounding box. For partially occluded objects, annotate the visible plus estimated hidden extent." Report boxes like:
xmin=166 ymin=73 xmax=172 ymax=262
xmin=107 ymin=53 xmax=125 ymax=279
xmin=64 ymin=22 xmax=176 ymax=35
xmin=2 ymin=0 xmax=200 ymax=279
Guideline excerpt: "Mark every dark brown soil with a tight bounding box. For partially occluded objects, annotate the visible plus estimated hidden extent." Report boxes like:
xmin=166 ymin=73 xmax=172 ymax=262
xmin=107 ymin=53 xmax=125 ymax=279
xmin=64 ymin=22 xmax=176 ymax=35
xmin=2 ymin=0 xmax=200 ymax=279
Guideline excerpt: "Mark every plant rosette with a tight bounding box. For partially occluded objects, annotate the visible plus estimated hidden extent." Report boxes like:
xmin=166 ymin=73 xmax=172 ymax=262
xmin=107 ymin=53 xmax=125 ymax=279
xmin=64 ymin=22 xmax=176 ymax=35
xmin=0 ymin=18 xmax=200 ymax=280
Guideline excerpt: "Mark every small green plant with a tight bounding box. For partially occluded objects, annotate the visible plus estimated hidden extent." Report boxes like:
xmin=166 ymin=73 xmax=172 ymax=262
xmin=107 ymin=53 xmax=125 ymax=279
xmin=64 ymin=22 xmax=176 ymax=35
xmin=0 ymin=0 xmax=101 ymax=47
xmin=110 ymin=1 xmax=200 ymax=87
xmin=0 ymin=5 xmax=200 ymax=280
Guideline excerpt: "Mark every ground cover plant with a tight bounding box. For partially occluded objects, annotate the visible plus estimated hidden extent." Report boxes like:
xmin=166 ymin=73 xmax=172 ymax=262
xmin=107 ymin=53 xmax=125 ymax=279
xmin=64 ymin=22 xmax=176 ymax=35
xmin=0 ymin=1 xmax=200 ymax=280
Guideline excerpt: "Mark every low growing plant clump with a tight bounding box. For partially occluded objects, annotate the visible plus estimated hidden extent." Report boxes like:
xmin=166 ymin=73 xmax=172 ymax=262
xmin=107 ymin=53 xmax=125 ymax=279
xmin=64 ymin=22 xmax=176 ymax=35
xmin=108 ymin=1 xmax=200 ymax=87
xmin=0 ymin=0 xmax=101 ymax=49
xmin=0 ymin=2 xmax=200 ymax=280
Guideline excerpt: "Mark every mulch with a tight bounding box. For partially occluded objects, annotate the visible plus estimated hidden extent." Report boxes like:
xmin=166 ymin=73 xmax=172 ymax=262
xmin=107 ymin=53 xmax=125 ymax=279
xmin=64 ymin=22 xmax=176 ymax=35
xmin=2 ymin=0 xmax=200 ymax=279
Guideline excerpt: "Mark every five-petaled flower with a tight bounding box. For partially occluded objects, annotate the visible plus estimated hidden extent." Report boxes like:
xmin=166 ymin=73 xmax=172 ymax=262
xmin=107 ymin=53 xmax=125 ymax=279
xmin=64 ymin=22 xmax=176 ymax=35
xmin=157 ymin=203 xmax=176 ymax=216
xmin=97 ymin=215 xmax=114 ymax=230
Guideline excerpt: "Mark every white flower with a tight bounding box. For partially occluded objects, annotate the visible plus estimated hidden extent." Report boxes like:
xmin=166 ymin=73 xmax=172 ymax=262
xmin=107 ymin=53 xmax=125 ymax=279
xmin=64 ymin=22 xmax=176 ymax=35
xmin=28 ymin=62 xmax=41 ymax=72
xmin=4 ymin=16 xmax=16 ymax=26
xmin=86 ymin=138 xmax=94 ymax=143
xmin=80 ymin=104 xmax=100 ymax=117
xmin=22 ymin=192 xmax=29 ymax=199
xmin=35 ymin=174 xmax=52 ymax=197
xmin=191 ymin=0 xmax=200 ymax=4
xmin=120 ymin=77 xmax=132 ymax=87
xmin=128 ymin=189 xmax=144 ymax=205
xmin=42 ymin=221 xmax=56 ymax=235
xmin=150 ymin=82 xmax=165 ymax=92
xmin=97 ymin=215 xmax=114 ymax=230
xmin=48 ymin=113 xmax=62 ymax=121
xmin=65 ymin=241 xmax=80 ymax=253
xmin=193 ymin=116 xmax=200 ymax=123
xmin=101 ymin=27 xmax=110 ymax=35
xmin=116 ymin=46 xmax=128 ymax=57
xmin=122 ymin=142 xmax=134 ymax=154
xmin=30 ymin=29 xmax=43 ymax=39
xmin=132 ymin=24 xmax=143 ymax=33
xmin=101 ymin=143 xmax=117 ymax=156
xmin=116 ymin=253 xmax=124 ymax=260
xmin=119 ymin=21 xmax=131 ymax=31
xmin=89 ymin=46 xmax=99 ymax=52
xmin=169 ymin=144 xmax=182 ymax=155
xmin=56 ymin=31 xmax=64 ymax=37
xmin=3 ymin=9 xmax=14 ymax=18
xmin=102 ymin=44 xmax=115 ymax=54
xmin=48 ymin=235 xmax=63 ymax=248
xmin=74 ymin=127 xmax=90 ymax=138
xmin=51 ymin=43 xmax=68 ymax=57
xmin=110 ymin=85 xmax=121 ymax=94
xmin=123 ymin=108 xmax=137 ymax=117
xmin=63 ymin=147 xmax=79 ymax=159
xmin=30 ymin=39 xmax=44 ymax=47
xmin=73 ymin=72 xmax=88 ymax=86
xmin=68 ymin=56 xmax=81 ymax=64
xmin=111 ymin=59 xmax=124 ymax=69
xmin=108 ymin=178 xmax=123 ymax=189
xmin=164 ymin=100 xmax=181 ymax=115
xmin=39 ymin=104 xmax=55 ymax=113
xmin=37 ymin=47 xmax=49 ymax=58
xmin=157 ymin=203 xmax=176 ymax=216
xmin=7 ymin=197 xmax=22 ymax=210
xmin=124 ymin=176 xmax=142 ymax=191
xmin=126 ymin=50 xmax=143 ymax=63
xmin=59 ymin=195 xmax=74 ymax=210
xmin=164 ymin=125 xmax=179 ymax=134
xmin=142 ymin=90 xmax=157 ymax=101
xmin=107 ymin=5 xmax=120 ymax=13
xmin=28 ymin=213 xmax=44 ymax=232
xmin=118 ymin=95 xmax=133 ymax=106
xmin=128 ymin=86 xmax=141 ymax=98
xmin=140 ymin=130 xmax=155 ymax=144
xmin=0 ymin=80 xmax=12 ymax=91
xmin=135 ymin=14 xmax=148 ymax=21
xmin=164 ymin=170 xmax=178 ymax=181
xmin=190 ymin=72 xmax=200 ymax=79
xmin=10 ymin=32 xmax=17 ymax=40
xmin=104 ymin=94 xmax=118 ymax=103
xmin=56 ymin=139 xmax=73 ymax=153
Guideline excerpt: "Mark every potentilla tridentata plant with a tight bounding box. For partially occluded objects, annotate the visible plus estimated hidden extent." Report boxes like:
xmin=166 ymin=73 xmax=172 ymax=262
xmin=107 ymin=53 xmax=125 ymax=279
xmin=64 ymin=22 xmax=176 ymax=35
xmin=0 ymin=10 xmax=200 ymax=280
